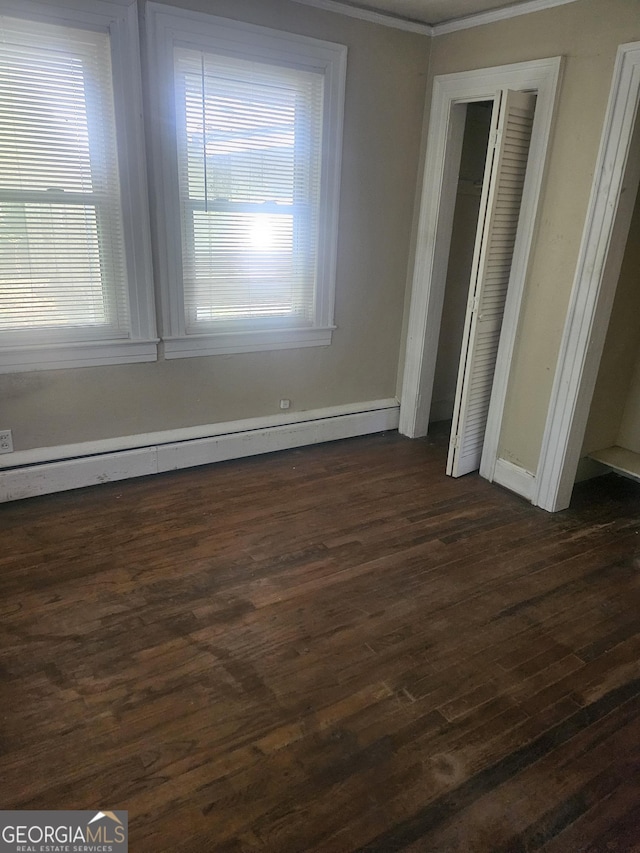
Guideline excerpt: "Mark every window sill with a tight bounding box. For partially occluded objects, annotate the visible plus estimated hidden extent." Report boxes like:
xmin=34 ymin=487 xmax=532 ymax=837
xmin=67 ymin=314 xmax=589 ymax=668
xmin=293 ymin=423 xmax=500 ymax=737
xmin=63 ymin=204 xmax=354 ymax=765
xmin=162 ymin=326 xmax=335 ymax=359
xmin=0 ymin=339 xmax=159 ymax=374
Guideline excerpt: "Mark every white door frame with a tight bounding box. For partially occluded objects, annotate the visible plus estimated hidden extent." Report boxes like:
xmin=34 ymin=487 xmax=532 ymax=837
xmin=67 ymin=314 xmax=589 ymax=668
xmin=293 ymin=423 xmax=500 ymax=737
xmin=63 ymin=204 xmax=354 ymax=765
xmin=399 ymin=56 xmax=563 ymax=496
xmin=450 ymin=89 xmax=537 ymax=479
xmin=535 ymin=42 xmax=640 ymax=512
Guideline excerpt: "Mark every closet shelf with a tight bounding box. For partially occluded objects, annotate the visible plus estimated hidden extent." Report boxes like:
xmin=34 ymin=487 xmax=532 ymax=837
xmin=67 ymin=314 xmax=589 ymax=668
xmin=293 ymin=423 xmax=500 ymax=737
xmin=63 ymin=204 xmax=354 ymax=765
xmin=588 ymin=445 xmax=640 ymax=482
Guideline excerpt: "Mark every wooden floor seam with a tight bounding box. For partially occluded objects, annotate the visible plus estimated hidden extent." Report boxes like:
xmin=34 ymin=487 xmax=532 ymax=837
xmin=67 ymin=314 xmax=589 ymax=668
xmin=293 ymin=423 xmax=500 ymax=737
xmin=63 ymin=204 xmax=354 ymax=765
xmin=1 ymin=427 xmax=639 ymax=852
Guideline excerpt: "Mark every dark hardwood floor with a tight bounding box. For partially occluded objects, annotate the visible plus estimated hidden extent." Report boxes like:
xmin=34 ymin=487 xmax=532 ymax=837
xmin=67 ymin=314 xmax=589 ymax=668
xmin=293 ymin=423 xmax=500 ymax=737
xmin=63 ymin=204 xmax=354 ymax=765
xmin=1 ymin=427 xmax=640 ymax=852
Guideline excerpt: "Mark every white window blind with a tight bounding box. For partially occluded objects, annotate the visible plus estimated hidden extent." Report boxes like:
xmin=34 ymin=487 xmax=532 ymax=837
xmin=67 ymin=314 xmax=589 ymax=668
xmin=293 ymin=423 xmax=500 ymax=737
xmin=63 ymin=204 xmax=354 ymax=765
xmin=173 ymin=47 xmax=324 ymax=333
xmin=0 ymin=16 xmax=129 ymax=342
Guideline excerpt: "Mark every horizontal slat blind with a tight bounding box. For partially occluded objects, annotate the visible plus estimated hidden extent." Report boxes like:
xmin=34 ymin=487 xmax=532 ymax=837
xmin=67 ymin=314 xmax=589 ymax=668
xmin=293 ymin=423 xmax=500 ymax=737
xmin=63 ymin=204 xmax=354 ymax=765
xmin=0 ymin=16 xmax=129 ymax=339
xmin=174 ymin=48 xmax=324 ymax=332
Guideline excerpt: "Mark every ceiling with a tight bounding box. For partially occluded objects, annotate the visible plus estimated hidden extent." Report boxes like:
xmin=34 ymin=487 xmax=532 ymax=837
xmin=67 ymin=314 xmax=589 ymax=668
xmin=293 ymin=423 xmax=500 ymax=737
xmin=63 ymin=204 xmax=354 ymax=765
xmin=312 ymin=0 xmax=566 ymax=26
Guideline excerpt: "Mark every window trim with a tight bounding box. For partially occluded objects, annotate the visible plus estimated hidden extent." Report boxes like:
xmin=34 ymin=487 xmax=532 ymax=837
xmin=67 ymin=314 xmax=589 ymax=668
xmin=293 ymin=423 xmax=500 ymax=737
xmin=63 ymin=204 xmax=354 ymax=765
xmin=145 ymin=2 xmax=347 ymax=358
xmin=0 ymin=0 xmax=157 ymax=374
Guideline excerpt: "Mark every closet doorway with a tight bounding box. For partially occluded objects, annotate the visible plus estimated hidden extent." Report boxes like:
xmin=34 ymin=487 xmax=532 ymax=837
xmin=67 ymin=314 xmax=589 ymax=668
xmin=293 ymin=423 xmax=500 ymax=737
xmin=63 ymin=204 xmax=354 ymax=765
xmin=432 ymin=91 xmax=536 ymax=478
xmin=430 ymin=103 xmax=492 ymax=434
xmin=535 ymin=43 xmax=640 ymax=512
xmin=581 ymin=172 xmax=640 ymax=481
xmin=400 ymin=57 xmax=562 ymax=498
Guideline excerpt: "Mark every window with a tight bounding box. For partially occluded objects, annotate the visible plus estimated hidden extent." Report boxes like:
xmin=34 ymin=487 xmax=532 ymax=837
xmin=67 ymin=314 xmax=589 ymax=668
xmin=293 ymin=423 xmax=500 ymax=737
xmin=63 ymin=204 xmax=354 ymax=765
xmin=0 ymin=0 xmax=156 ymax=373
xmin=175 ymin=50 xmax=322 ymax=332
xmin=147 ymin=5 xmax=346 ymax=357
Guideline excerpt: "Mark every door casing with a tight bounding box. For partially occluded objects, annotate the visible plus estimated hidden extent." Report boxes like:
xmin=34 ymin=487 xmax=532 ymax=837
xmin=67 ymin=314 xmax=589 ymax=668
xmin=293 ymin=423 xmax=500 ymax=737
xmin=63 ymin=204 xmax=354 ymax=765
xmin=399 ymin=57 xmax=563 ymax=498
xmin=535 ymin=42 xmax=640 ymax=512
xmin=447 ymin=88 xmax=536 ymax=479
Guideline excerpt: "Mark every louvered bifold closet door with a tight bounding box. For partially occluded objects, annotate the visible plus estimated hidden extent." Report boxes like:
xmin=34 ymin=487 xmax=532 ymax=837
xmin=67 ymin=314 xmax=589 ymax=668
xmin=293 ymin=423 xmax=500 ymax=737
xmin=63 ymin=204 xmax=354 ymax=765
xmin=447 ymin=89 xmax=536 ymax=478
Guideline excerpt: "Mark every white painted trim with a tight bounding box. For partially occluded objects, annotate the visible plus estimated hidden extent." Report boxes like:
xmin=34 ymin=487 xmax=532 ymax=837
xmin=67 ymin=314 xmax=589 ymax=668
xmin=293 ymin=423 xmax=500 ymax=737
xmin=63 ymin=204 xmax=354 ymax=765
xmin=0 ymin=398 xmax=398 ymax=469
xmin=400 ymin=57 xmax=563 ymax=481
xmin=1 ymin=451 xmax=158 ymax=504
xmin=492 ymin=457 xmax=535 ymax=501
xmin=0 ymin=340 xmax=158 ymax=374
xmin=0 ymin=0 xmax=136 ymax=25
xmin=432 ymin=0 xmax=581 ymax=35
xmin=0 ymin=0 xmax=157 ymax=374
xmin=288 ymin=0 xmax=432 ymax=35
xmin=0 ymin=399 xmax=400 ymax=502
xmin=289 ymin=0 xmax=579 ymax=36
xmin=162 ymin=328 xmax=334 ymax=358
xmin=449 ymin=89 xmax=538 ymax=480
xmin=111 ymin=1 xmax=157 ymax=344
xmin=535 ymin=43 xmax=640 ymax=512
xmin=479 ymin=62 xmax=563 ymax=483
xmin=145 ymin=3 xmax=346 ymax=355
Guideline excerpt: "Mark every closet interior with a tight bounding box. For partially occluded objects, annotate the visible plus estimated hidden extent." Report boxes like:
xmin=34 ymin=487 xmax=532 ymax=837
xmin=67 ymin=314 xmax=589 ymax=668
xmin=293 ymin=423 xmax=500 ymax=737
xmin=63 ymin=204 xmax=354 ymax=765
xmin=581 ymin=179 xmax=640 ymax=482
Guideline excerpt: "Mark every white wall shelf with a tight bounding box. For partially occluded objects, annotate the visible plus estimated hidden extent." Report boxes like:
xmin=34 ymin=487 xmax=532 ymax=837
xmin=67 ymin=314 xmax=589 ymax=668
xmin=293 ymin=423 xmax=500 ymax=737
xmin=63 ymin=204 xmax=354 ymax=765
xmin=588 ymin=446 xmax=640 ymax=483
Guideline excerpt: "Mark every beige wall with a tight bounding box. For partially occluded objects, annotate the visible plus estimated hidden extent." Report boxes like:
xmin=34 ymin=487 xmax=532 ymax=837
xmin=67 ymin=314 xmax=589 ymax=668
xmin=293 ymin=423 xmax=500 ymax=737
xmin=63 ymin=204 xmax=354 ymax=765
xmin=582 ymin=186 xmax=640 ymax=455
xmin=6 ymin=0 xmax=640 ymax=472
xmin=619 ymin=356 xmax=640 ymax=455
xmin=615 ymin=179 xmax=640 ymax=454
xmin=604 ymin=184 xmax=640 ymax=455
xmin=0 ymin=0 xmax=429 ymax=451
xmin=418 ymin=0 xmax=640 ymax=473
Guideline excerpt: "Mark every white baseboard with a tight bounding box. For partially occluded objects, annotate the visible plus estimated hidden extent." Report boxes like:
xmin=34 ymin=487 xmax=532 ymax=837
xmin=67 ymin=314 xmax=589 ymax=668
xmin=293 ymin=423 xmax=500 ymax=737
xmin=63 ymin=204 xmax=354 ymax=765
xmin=0 ymin=399 xmax=400 ymax=503
xmin=492 ymin=457 xmax=536 ymax=501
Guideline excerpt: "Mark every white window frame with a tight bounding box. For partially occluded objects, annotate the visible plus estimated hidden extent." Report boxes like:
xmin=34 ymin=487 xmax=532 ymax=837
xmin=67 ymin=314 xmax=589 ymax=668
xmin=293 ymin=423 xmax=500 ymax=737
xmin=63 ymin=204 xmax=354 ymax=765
xmin=0 ymin=0 xmax=157 ymax=373
xmin=145 ymin=2 xmax=346 ymax=358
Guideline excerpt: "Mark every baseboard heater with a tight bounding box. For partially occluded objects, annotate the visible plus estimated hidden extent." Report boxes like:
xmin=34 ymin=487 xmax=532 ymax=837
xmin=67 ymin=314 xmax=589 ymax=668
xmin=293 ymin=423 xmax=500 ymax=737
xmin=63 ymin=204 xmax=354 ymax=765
xmin=0 ymin=399 xmax=400 ymax=503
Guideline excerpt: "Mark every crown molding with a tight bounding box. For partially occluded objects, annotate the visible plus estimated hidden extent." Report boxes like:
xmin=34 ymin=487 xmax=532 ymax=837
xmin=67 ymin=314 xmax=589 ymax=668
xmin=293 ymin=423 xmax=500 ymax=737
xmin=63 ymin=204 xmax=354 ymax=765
xmin=431 ymin=0 xmax=581 ymax=35
xmin=288 ymin=0 xmax=433 ymax=35
xmin=290 ymin=0 xmax=582 ymax=36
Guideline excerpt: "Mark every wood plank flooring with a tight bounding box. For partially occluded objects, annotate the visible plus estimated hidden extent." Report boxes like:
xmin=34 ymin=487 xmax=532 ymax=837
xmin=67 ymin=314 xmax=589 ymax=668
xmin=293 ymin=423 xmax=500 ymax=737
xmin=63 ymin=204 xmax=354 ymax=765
xmin=1 ymin=427 xmax=640 ymax=851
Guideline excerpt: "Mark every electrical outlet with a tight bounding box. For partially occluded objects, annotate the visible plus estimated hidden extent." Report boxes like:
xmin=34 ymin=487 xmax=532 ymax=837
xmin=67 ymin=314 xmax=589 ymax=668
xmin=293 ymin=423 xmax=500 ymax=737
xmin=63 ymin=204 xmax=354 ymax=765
xmin=279 ymin=399 xmax=291 ymax=410
xmin=0 ymin=429 xmax=13 ymax=454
